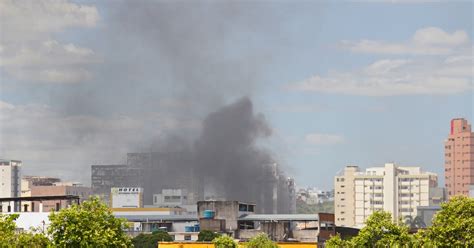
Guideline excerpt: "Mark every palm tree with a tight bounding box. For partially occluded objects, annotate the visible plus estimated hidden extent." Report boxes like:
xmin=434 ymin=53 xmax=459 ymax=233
xmin=404 ymin=215 xmax=426 ymax=229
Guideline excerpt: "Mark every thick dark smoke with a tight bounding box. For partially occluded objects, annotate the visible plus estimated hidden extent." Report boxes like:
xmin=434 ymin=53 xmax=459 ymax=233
xmin=195 ymin=97 xmax=272 ymax=201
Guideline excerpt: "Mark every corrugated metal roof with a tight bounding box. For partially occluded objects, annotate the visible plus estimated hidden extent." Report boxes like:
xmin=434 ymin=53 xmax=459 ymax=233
xmin=238 ymin=214 xmax=319 ymax=221
xmin=115 ymin=214 xmax=198 ymax=222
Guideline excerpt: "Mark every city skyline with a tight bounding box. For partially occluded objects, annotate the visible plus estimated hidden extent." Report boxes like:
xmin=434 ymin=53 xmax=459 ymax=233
xmin=0 ymin=1 xmax=473 ymax=190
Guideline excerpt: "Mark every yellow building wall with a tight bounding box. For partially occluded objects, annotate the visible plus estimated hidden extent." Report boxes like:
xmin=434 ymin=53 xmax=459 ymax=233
xmin=158 ymin=242 xmax=317 ymax=248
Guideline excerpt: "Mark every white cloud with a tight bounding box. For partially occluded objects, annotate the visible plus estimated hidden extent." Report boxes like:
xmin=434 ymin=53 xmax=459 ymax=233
xmin=289 ymin=56 xmax=473 ymax=96
xmin=305 ymin=133 xmax=345 ymax=145
xmin=341 ymin=27 xmax=469 ymax=55
xmin=413 ymin=27 xmax=468 ymax=46
xmin=289 ymin=26 xmax=473 ymax=96
xmin=364 ymin=59 xmax=411 ymax=75
xmin=0 ymin=0 xmax=99 ymax=83
xmin=0 ymin=0 xmax=99 ymax=42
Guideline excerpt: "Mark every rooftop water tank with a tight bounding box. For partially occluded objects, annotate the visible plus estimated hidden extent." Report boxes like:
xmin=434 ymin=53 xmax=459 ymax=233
xmin=202 ymin=210 xmax=215 ymax=219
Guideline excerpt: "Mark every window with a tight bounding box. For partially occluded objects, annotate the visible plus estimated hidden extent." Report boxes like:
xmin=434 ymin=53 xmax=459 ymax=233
xmin=184 ymin=235 xmax=192 ymax=241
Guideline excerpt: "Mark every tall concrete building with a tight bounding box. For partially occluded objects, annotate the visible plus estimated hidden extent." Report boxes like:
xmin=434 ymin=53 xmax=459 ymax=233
xmin=444 ymin=118 xmax=474 ymax=198
xmin=0 ymin=159 xmax=21 ymax=212
xmin=335 ymin=163 xmax=441 ymax=228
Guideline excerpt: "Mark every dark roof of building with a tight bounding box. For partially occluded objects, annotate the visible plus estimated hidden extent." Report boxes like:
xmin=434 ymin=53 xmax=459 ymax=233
xmin=238 ymin=214 xmax=319 ymax=221
xmin=0 ymin=195 xmax=80 ymax=202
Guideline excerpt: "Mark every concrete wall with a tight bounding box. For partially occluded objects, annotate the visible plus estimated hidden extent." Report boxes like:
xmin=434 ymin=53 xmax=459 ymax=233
xmin=292 ymin=230 xmax=318 ymax=242
xmin=197 ymin=201 xmax=240 ymax=231
xmin=170 ymin=232 xmax=199 ymax=241
xmin=199 ymin=219 xmax=225 ymax=232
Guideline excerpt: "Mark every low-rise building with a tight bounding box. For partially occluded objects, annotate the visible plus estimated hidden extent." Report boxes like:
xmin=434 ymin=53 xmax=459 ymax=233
xmin=29 ymin=183 xmax=91 ymax=212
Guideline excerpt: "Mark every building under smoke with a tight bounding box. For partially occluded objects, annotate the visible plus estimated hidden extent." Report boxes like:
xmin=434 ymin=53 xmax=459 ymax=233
xmin=91 ymin=98 xmax=296 ymax=213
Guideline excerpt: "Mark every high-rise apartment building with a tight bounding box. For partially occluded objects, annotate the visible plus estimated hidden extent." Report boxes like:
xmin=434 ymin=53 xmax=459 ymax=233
xmin=0 ymin=159 xmax=21 ymax=212
xmin=444 ymin=118 xmax=474 ymax=198
xmin=335 ymin=163 xmax=442 ymax=228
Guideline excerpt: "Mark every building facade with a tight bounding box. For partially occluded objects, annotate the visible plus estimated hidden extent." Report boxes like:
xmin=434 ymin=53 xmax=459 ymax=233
xmin=335 ymin=163 xmax=441 ymax=228
xmin=29 ymin=183 xmax=91 ymax=212
xmin=444 ymin=118 xmax=474 ymax=198
xmin=111 ymin=187 xmax=143 ymax=208
xmin=91 ymin=164 xmax=142 ymax=206
xmin=0 ymin=159 xmax=21 ymax=212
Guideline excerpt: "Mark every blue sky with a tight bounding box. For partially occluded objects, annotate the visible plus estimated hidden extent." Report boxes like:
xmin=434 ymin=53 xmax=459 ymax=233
xmin=0 ymin=0 xmax=472 ymax=188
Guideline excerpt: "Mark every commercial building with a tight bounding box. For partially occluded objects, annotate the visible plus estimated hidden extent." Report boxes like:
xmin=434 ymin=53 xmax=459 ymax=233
xmin=29 ymin=182 xmax=91 ymax=212
xmin=92 ymin=153 xmax=296 ymax=214
xmin=335 ymin=163 xmax=441 ymax=228
xmin=197 ymin=200 xmax=335 ymax=244
xmin=91 ymin=164 xmax=142 ymax=206
xmin=153 ymin=188 xmax=197 ymax=214
xmin=0 ymin=159 xmax=21 ymax=212
xmin=111 ymin=187 xmax=143 ymax=208
xmin=444 ymin=118 xmax=474 ymax=198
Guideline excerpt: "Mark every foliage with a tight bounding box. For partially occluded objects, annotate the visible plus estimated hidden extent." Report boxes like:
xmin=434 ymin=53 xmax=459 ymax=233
xmin=132 ymin=230 xmax=173 ymax=248
xmin=352 ymin=211 xmax=411 ymax=247
xmin=198 ymin=230 xmax=220 ymax=241
xmin=296 ymin=200 xmax=334 ymax=214
xmin=326 ymin=211 xmax=410 ymax=248
xmin=151 ymin=230 xmax=173 ymax=241
xmin=16 ymin=231 xmax=52 ymax=248
xmin=326 ymin=196 xmax=474 ymax=247
xmin=325 ymin=233 xmax=353 ymax=248
xmin=422 ymin=195 xmax=474 ymax=247
xmin=246 ymin=233 xmax=278 ymax=248
xmin=0 ymin=214 xmax=51 ymax=247
xmin=0 ymin=213 xmax=18 ymax=244
xmin=48 ymin=196 xmax=132 ymax=247
xmin=212 ymin=235 xmax=237 ymax=248
xmin=404 ymin=215 xmax=426 ymax=229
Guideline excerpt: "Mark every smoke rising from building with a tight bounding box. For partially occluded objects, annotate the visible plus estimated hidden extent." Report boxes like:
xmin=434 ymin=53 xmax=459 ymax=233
xmin=194 ymin=97 xmax=272 ymax=201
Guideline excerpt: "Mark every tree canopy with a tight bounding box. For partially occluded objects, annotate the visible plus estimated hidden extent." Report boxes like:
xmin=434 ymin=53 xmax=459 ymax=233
xmin=423 ymin=195 xmax=474 ymax=247
xmin=326 ymin=195 xmax=474 ymax=248
xmin=212 ymin=235 xmax=238 ymax=248
xmin=48 ymin=196 xmax=132 ymax=247
xmin=198 ymin=230 xmax=220 ymax=241
xmin=246 ymin=233 xmax=278 ymax=248
xmin=132 ymin=230 xmax=173 ymax=248
xmin=0 ymin=213 xmax=51 ymax=247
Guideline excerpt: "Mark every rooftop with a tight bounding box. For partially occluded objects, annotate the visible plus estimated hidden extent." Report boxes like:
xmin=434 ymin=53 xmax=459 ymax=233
xmin=238 ymin=214 xmax=319 ymax=221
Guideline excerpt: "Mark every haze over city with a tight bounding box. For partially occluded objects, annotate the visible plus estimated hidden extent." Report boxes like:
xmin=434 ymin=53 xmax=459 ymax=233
xmin=0 ymin=0 xmax=472 ymax=190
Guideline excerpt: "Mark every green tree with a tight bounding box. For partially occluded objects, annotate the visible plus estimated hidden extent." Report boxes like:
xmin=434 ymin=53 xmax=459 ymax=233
xmin=423 ymin=195 xmax=474 ymax=247
xmin=48 ymin=196 xmax=132 ymax=247
xmin=132 ymin=230 xmax=173 ymax=248
xmin=0 ymin=213 xmax=18 ymax=244
xmin=16 ymin=231 xmax=52 ymax=248
xmin=404 ymin=215 xmax=426 ymax=229
xmin=212 ymin=235 xmax=237 ymax=248
xmin=351 ymin=211 xmax=411 ymax=247
xmin=326 ymin=211 xmax=411 ymax=248
xmin=246 ymin=233 xmax=278 ymax=248
xmin=325 ymin=233 xmax=354 ymax=248
xmin=0 ymin=214 xmax=51 ymax=247
xmin=198 ymin=230 xmax=220 ymax=241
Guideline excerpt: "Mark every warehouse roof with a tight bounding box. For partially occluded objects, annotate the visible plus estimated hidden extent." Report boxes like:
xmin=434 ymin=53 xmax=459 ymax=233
xmin=238 ymin=214 xmax=319 ymax=221
xmin=114 ymin=214 xmax=198 ymax=222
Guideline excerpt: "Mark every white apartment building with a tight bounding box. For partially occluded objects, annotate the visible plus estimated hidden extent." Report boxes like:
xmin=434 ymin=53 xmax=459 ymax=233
xmin=0 ymin=159 xmax=22 ymax=212
xmin=335 ymin=163 xmax=439 ymax=228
